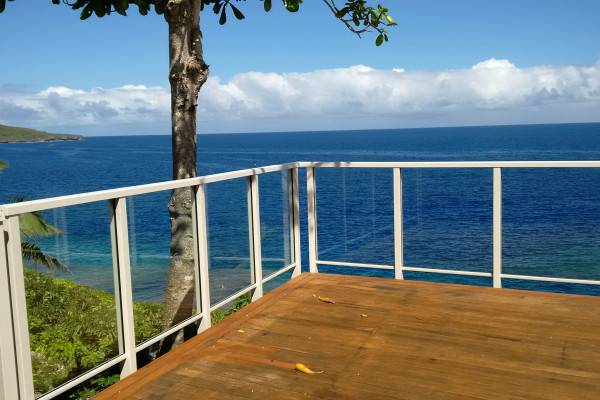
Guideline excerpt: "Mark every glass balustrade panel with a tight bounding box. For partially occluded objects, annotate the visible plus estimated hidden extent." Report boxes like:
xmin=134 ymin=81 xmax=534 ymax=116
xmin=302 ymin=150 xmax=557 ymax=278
xmin=23 ymin=202 xmax=120 ymax=397
xmin=503 ymin=168 xmax=600 ymax=295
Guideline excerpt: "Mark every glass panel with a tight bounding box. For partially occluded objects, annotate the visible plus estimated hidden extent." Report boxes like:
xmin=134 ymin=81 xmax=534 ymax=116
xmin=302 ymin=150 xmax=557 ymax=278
xmin=315 ymin=168 xmax=394 ymax=269
xmin=127 ymin=191 xmax=172 ymax=346
xmin=23 ymin=203 xmax=120 ymax=396
xmin=503 ymin=168 xmax=600 ymax=294
xmin=259 ymin=171 xmax=292 ymax=279
xmin=264 ymin=270 xmax=294 ymax=294
xmin=206 ymin=178 xmax=253 ymax=305
xmin=403 ymin=168 xmax=493 ymax=275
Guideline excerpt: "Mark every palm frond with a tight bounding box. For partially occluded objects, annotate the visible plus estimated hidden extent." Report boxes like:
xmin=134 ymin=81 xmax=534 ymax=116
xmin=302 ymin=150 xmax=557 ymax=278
xmin=21 ymin=241 xmax=70 ymax=272
xmin=9 ymin=196 xmax=64 ymax=239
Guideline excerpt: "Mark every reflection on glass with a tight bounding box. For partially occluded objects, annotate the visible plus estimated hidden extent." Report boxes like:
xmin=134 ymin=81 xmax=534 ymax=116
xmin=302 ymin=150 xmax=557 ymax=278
xmin=127 ymin=191 xmax=172 ymax=346
xmin=403 ymin=168 xmax=493 ymax=275
xmin=259 ymin=171 xmax=292 ymax=279
xmin=206 ymin=178 xmax=252 ymax=305
xmin=316 ymin=168 xmax=394 ymax=268
xmin=503 ymin=168 xmax=600 ymax=290
xmin=23 ymin=203 xmax=120 ymax=396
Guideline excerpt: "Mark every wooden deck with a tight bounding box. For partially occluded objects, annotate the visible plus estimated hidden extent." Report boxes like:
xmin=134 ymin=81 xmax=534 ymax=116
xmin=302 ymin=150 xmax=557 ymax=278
xmin=95 ymin=273 xmax=600 ymax=399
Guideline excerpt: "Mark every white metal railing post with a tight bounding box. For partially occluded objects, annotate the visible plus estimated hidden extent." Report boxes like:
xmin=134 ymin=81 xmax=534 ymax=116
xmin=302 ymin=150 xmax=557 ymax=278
xmin=109 ymin=198 xmax=137 ymax=378
xmin=493 ymin=168 xmax=502 ymax=288
xmin=282 ymin=172 xmax=291 ymax=270
xmin=193 ymin=184 xmax=211 ymax=332
xmin=4 ymin=216 xmax=34 ymax=399
xmin=247 ymin=175 xmax=264 ymax=301
xmin=393 ymin=168 xmax=405 ymax=280
xmin=306 ymin=167 xmax=319 ymax=273
xmin=0 ymin=218 xmax=20 ymax=400
xmin=290 ymin=168 xmax=302 ymax=277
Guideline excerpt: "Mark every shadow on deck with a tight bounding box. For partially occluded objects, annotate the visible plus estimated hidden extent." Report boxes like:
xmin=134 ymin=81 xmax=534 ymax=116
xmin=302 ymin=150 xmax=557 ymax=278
xmin=94 ymin=273 xmax=600 ymax=399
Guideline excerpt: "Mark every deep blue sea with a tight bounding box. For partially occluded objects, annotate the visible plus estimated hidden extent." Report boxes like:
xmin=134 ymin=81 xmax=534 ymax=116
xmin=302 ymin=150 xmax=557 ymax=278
xmin=2 ymin=123 xmax=600 ymax=301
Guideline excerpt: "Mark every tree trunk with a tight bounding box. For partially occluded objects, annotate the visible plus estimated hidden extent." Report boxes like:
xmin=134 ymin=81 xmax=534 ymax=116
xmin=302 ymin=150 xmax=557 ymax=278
xmin=159 ymin=0 xmax=209 ymax=354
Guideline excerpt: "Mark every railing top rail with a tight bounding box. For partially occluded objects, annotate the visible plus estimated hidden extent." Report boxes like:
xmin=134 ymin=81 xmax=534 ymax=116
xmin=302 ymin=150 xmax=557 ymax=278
xmin=3 ymin=160 xmax=600 ymax=217
xmin=301 ymin=161 xmax=600 ymax=168
xmin=0 ymin=162 xmax=300 ymax=217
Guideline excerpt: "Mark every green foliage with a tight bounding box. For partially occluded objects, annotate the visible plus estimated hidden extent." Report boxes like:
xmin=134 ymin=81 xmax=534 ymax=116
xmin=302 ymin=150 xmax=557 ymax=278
xmin=25 ymin=268 xmax=252 ymax=395
xmin=0 ymin=1 xmax=394 ymax=45
xmin=0 ymin=123 xmax=83 ymax=143
xmin=22 ymin=242 xmax=70 ymax=271
xmin=13 ymin=196 xmax=64 ymax=239
xmin=67 ymin=372 xmax=120 ymax=400
xmin=0 ymin=0 xmax=8 ymax=13
xmin=0 ymin=159 xmax=7 ymax=171
xmin=330 ymin=1 xmax=396 ymax=46
xmin=10 ymin=195 xmax=70 ymax=271
xmin=24 ymin=268 xmax=163 ymax=394
xmin=210 ymin=291 xmax=252 ymax=325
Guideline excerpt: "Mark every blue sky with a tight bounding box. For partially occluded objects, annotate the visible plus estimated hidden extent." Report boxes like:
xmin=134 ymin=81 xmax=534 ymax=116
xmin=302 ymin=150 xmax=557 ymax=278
xmin=0 ymin=1 xmax=599 ymax=135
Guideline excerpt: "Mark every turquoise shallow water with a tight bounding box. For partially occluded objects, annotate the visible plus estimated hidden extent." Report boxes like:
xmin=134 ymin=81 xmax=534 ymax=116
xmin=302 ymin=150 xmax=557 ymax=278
xmin=1 ymin=123 xmax=600 ymax=299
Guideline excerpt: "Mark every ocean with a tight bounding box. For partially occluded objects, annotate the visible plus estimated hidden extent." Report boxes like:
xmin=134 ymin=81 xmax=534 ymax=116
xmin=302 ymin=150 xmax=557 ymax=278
xmin=1 ymin=123 xmax=600 ymax=301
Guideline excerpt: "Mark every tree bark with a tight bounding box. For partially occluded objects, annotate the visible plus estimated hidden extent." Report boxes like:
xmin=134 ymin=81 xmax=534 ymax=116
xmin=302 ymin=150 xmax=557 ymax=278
xmin=159 ymin=0 xmax=209 ymax=353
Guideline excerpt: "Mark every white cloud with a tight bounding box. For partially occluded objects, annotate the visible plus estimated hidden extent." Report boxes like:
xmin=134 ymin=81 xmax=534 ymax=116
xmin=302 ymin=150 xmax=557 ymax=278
xmin=1 ymin=59 xmax=599 ymax=134
xmin=0 ymin=85 xmax=170 ymax=130
xmin=196 ymin=59 xmax=600 ymax=131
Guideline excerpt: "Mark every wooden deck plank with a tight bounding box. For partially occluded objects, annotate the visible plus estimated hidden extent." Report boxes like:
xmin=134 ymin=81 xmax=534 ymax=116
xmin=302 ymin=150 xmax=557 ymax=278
xmin=95 ymin=273 xmax=600 ymax=399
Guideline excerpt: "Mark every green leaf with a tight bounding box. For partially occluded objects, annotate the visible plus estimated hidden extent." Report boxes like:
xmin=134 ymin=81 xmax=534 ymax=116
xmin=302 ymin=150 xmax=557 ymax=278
xmin=375 ymin=33 xmax=384 ymax=46
xmin=71 ymin=0 xmax=85 ymax=10
xmin=155 ymin=1 xmax=165 ymax=14
xmin=113 ymin=0 xmax=129 ymax=16
xmin=80 ymin=4 xmax=94 ymax=20
xmin=230 ymin=4 xmax=245 ymax=20
xmin=0 ymin=0 xmax=6 ymax=14
xmin=213 ymin=1 xmax=221 ymax=14
xmin=137 ymin=2 xmax=149 ymax=16
xmin=93 ymin=2 xmax=106 ymax=18
xmin=335 ymin=9 xmax=347 ymax=19
xmin=264 ymin=0 xmax=271 ymax=12
xmin=22 ymin=242 xmax=69 ymax=271
xmin=219 ymin=8 xmax=226 ymax=25
xmin=284 ymin=0 xmax=300 ymax=12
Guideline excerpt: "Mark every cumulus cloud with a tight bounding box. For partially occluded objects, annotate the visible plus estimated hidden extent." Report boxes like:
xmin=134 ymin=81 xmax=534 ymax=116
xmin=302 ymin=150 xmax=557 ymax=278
xmin=0 ymin=85 xmax=170 ymax=129
xmin=200 ymin=59 xmax=600 ymax=118
xmin=1 ymin=59 xmax=599 ymax=134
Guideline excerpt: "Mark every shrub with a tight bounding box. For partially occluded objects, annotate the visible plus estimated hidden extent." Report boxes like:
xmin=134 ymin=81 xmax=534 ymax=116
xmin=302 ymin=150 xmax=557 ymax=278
xmin=24 ymin=268 xmax=163 ymax=394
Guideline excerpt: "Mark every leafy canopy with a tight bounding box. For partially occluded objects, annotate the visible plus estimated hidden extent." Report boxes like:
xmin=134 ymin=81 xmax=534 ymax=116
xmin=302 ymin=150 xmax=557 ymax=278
xmin=0 ymin=0 xmax=395 ymax=46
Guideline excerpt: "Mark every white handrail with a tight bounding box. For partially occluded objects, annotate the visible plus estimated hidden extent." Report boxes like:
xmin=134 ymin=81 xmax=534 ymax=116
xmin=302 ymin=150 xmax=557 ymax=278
xmin=2 ymin=160 xmax=600 ymax=400
xmin=0 ymin=163 xmax=301 ymax=216
xmin=5 ymin=160 xmax=600 ymax=217
xmin=301 ymin=161 xmax=600 ymax=168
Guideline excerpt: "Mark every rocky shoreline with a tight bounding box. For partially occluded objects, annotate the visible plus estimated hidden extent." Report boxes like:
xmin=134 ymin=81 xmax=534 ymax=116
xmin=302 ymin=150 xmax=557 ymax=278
xmin=0 ymin=135 xmax=84 ymax=144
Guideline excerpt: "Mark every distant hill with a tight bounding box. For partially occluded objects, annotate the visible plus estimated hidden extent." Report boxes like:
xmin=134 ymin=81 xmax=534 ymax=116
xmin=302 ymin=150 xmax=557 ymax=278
xmin=0 ymin=124 xmax=84 ymax=143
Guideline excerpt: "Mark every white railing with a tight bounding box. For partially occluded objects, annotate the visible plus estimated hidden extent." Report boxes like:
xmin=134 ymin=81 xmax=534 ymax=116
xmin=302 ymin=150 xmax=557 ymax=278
xmin=0 ymin=163 xmax=302 ymax=400
xmin=305 ymin=161 xmax=600 ymax=288
xmin=2 ymin=161 xmax=600 ymax=399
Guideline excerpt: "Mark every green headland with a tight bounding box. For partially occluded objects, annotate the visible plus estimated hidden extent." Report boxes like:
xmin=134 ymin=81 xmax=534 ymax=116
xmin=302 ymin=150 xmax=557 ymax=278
xmin=0 ymin=124 xmax=84 ymax=143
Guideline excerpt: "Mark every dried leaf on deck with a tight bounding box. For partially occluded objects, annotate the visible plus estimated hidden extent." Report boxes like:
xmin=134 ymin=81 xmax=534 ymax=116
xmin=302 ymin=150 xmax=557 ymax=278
xmin=317 ymin=296 xmax=335 ymax=304
xmin=295 ymin=363 xmax=323 ymax=374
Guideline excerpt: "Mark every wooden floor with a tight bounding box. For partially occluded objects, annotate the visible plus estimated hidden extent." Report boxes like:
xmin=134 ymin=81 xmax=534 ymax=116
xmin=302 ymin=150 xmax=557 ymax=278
xmin=95 ymin=273 xmax=600 ymax=399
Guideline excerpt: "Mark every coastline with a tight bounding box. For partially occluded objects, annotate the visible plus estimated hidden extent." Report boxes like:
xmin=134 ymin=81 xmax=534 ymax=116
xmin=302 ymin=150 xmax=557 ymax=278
xmin=0 ymin=123 xmax=84 ymax=144
xmin=0 ymin=135 xmax=84 ymax=144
